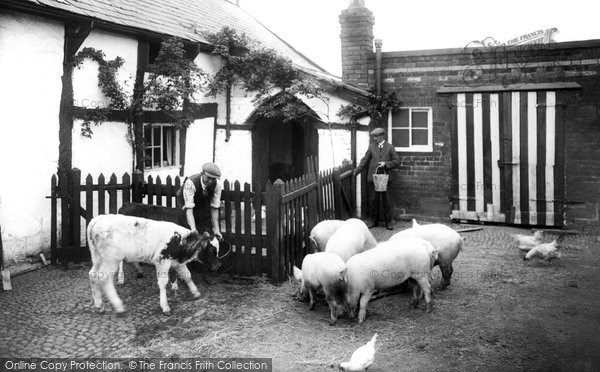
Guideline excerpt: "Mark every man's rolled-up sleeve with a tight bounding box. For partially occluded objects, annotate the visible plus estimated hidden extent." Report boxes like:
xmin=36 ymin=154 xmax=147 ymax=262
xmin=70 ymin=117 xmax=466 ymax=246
xmin=182 ymin=179 xmax=196 ymax=210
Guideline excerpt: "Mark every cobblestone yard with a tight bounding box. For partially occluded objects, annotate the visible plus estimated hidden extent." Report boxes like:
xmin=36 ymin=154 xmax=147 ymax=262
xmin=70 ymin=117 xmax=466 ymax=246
xmin=1 ymin=222 xmax=599 ymax=371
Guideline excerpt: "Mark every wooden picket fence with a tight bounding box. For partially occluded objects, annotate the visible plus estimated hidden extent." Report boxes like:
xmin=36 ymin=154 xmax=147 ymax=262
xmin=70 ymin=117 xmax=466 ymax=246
xmin=49 ymin=159 xmax=356 ymax=283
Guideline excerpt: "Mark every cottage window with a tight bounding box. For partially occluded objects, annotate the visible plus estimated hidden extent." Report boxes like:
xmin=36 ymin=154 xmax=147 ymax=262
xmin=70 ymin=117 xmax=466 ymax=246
xmin=389 ymin=107 xmax=433 ymax=152
xmin=143 ymin=124 xmax=179 ymax=169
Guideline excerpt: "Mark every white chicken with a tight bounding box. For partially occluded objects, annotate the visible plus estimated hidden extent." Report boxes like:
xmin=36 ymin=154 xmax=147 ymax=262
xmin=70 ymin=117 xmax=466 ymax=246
xmin=512 ymin=230 xmax=544 ymax=252
xmin=524 ymin=239 xmax=561 ymax=262
xmin=339 ymin=333 xmax=378 ymax=372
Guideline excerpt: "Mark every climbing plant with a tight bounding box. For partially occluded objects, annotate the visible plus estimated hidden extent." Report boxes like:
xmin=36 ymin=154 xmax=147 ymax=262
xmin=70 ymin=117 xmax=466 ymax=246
xmin=72 ymin=48 xmax=127 ymax=137
xmin=73 ymin=38 xmax=206 ymax=169
xmin=144 ymin=38 xmax=206 ymax=127
xmin=203 ymin=27 xmax=331 ymax=122
xmin=337 ymin=86 xmax=402 ymax=123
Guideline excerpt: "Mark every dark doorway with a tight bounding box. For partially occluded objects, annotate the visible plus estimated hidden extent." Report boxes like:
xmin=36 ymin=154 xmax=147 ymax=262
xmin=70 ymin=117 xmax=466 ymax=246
xmin=252 ymin=117 xmax=318 ymax=188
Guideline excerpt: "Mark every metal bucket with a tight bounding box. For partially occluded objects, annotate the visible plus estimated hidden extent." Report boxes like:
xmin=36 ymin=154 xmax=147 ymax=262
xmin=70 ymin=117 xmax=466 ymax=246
xmin=373 ymin=166 xmax=388 ymax=192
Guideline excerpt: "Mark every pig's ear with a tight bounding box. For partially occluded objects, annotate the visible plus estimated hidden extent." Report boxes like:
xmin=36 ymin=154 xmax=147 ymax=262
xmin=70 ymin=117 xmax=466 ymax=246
xmin=292 ymin=266 xmax=303 ymax=281
xmin=338 ymin=267 xmax=347 ymax=282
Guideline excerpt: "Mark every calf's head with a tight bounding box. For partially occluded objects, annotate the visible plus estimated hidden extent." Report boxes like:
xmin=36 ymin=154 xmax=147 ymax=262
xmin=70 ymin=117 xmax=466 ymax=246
xmin=198 ymin=235 xmax=222 ymax=271
xmin=160 ymin=231 xmax=220 ymax=271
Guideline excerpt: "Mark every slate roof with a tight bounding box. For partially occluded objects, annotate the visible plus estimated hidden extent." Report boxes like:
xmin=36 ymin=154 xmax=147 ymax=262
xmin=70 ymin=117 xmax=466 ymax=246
xmin=15 ymin=0 xmax=330 ymax=76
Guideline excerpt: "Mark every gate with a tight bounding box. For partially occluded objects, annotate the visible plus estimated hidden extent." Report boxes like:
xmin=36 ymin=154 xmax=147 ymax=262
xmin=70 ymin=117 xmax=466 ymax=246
xmin=451 ymin=91 xmax=565 ymax=226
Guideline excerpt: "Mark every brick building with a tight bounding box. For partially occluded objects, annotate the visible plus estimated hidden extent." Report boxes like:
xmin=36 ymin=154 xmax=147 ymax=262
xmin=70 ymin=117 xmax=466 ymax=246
xmin=340 ymin=0 xmax=600 ymax=231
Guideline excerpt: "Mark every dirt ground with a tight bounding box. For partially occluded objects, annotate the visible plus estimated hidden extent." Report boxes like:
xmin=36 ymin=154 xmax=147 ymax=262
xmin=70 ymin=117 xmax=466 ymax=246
xmin=2 ymin=222 xmax=599 ymax=371
xmin=110 ymin=222 xmax=600 ymax=371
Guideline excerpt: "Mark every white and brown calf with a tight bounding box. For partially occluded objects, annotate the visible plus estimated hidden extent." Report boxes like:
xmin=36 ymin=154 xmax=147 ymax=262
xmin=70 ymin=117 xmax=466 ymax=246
xmin=87 ymin=214 xmax=219 ymax=316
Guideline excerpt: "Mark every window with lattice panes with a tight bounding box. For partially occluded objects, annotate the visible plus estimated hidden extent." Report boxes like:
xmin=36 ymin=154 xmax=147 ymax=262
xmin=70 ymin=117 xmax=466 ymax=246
xmin=143 ymin=124 xmax=179 ymax=169
xmin=388 ymin=107 xmax=433 ymax=152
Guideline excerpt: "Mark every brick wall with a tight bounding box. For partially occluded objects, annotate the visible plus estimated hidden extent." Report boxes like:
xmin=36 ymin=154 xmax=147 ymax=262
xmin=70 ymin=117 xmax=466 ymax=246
xmin=367 ymin=41 xmax=600 ymax=229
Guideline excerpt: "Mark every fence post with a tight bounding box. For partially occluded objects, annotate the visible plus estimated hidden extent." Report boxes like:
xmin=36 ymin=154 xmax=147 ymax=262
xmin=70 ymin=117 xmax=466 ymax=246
xmin=132 ymin=169 xmax=144 ymax=203
xmin=50 ymin=175 xmax=58 ymax=265
xmin=70 ymin=168 xmax=81 ymax=264
xmin=58 ymin=169 xmax=70 ymax=267
xmin=333 ymin=167 xmax=343 ymax=219
xmin=266 ymin=180 xmax=283 ymax=284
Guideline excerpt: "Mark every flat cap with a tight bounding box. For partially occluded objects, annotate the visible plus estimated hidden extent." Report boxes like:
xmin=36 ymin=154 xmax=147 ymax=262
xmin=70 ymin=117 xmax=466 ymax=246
xmin=202 ymin=162 xmax=221 ymax=178
xmin=370 ymin=127 xmax=386 ymax=136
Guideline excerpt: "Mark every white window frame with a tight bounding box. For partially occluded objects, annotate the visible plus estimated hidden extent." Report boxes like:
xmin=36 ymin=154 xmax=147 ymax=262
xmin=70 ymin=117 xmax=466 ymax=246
xmin=388 ymin=107 xmax=433 ymax=152
xmin=143 ymin=123 xmax=181 ymax=170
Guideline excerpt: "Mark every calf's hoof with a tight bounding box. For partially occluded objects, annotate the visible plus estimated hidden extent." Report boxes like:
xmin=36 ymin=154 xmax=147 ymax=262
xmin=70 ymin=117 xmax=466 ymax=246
xmin=425 ymin=304 xmax=433 ymax=313
xmin=117 ymin=281 xmax=124 ymax=286
xmin=192 ymin=293 xmax=201 ymax=300
xmin=162 ymin=310 xmax=172 ymax=316
xmin=116 ymin=310 xmax=127 ymax=318
xmin=95 ymin=307 xmax=105 ymax=315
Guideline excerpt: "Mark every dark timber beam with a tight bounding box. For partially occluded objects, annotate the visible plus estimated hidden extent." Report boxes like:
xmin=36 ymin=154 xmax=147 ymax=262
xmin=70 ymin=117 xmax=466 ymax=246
xmin=70 ymin=103 xmax=217 ymax=123
xmin=58 ymin=21 xmax=92 ymax=174
xmin=132 ymin=40 xmax=150 ymax=172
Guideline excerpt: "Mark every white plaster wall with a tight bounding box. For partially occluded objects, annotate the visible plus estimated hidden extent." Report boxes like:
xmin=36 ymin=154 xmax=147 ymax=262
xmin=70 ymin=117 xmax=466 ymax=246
xmin=226 ymin=85 xmax=282 ymax=125
xmin=185 ymin=117 xmax=216 ymax=176
xmin=72 ymin=30 xmax=137 ymax=108
xmin=355 ymin=126 xmax=371 ymax=216
xmin=356 ymin=126 xmax=371 ymax=162
xmin=214 ymin=129 xmax=252 ymax=184
xmin=0 ymin=11 xmax=64 ymax=263
xmin=72 ymin=120 xmax=133 ymax=177
xmin=301 ymin=94 xmax=356 ymax=123
xmin=318 ymin=129 xmax=352 ymax=171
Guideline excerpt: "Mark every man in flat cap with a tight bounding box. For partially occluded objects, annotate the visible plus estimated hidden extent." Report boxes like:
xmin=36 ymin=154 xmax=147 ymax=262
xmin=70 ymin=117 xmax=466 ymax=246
xmin=353 ymin=127 xmax=400 ymax=230
xmin=179 ymin=162 xmax=223 ymax=238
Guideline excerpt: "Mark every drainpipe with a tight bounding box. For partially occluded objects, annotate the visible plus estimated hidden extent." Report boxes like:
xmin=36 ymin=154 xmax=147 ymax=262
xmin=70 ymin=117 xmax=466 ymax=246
xmin=225 ymin=85 xmax=231 ymax=142
xmin=375 ymin=39 xmax=383 ymax=95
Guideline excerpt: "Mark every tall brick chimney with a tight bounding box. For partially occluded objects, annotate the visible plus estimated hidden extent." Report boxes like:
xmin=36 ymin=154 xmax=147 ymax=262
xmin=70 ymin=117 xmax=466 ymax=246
xmin=339 ymin=0 xmax=374 ymax=89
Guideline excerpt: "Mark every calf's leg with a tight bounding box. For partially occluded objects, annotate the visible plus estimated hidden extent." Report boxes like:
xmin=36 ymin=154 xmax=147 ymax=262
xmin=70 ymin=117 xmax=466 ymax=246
xmin=117 ymin=261 xmax=125 ymax=286
xmin=176 ymin=264 xmax=200 ymax=299
xmin=155 ymin=262 xmax=172 ymax=315
xmin=99 ymin=261 xmax=125 ymax=314
xmin=89 ymin=263 xmax=104 ymax=313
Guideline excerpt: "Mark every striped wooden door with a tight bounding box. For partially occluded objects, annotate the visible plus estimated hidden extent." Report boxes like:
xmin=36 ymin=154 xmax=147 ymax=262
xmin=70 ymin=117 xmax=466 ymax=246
xmin=451 ymin=91 xmax=564 ymax=226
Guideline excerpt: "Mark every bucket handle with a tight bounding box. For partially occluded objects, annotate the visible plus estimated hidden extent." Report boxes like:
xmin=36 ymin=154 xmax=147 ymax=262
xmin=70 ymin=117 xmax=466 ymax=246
xmin=375 ymin=164 xmax=387 ymax=174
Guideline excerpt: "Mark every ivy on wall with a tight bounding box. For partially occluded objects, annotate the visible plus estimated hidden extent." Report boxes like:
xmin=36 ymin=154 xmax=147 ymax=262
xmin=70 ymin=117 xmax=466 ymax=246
xmin=72 ymin=47 xmax=127 ymax=137
xmin=337 ymin=86 xmax=402 ymax=123
xmin=72 ymin=38 xmax=206 ymax=172
xmin=203 ymin=27 xmax=332 ymax=123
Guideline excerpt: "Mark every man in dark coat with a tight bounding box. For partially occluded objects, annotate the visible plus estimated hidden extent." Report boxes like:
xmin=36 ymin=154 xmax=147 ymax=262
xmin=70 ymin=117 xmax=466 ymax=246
xmin=353 ymin=127 xmax=400 ymax=230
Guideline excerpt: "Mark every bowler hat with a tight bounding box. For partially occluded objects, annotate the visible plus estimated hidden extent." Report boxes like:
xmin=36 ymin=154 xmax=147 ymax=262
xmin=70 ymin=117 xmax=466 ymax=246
xmin=370 ymin=127 xmax=386 ymax=136
xmin=202 ymin=162 xmax=221 ymax=178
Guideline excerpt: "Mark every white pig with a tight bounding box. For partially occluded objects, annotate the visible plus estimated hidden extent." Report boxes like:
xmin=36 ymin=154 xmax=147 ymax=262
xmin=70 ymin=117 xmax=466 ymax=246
xmin=325 ymin=218 xmax=377 ymax=262
xmin=308 ymin=219 xmax=344 ymax=252
xmin=344 ymin=237 xmax=435 ymax=324
xmin=293 ymin=252 xmax=347 ymax=325
xmin=391 ymin=220 xmax=463 ymax=290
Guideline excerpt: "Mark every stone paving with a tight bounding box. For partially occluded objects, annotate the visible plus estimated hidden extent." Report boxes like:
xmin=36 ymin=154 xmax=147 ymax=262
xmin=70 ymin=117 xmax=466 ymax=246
xmin=0 ymin=221 xmax=597 ymax=359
